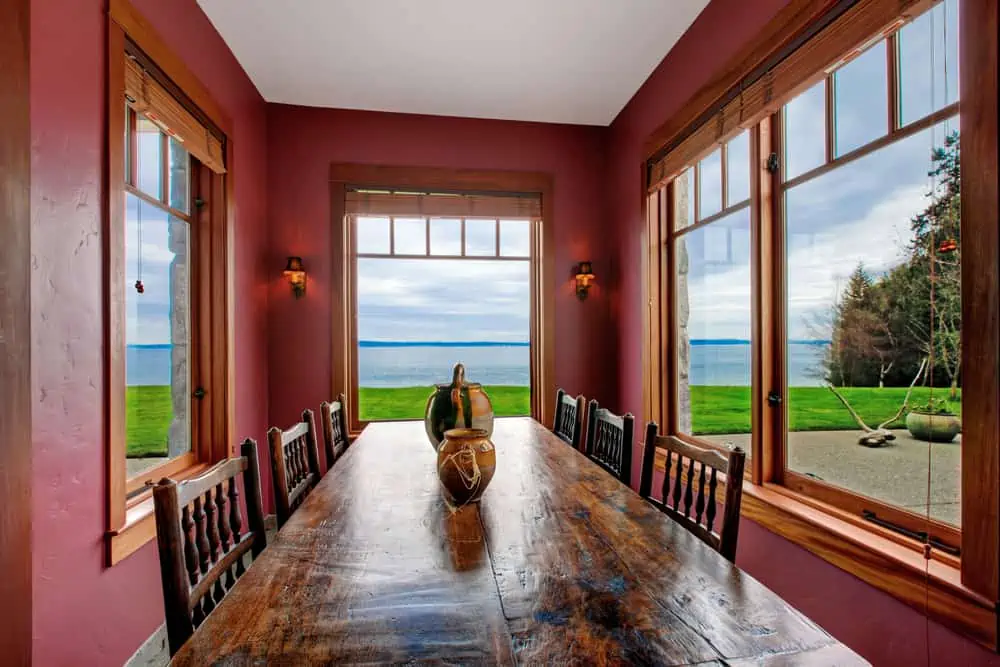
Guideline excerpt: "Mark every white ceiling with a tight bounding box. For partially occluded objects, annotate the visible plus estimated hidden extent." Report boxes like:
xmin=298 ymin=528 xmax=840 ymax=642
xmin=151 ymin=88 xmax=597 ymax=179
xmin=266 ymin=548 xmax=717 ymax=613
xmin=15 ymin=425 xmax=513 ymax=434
xmin=196 ymin=0 xmax=709 ymax=126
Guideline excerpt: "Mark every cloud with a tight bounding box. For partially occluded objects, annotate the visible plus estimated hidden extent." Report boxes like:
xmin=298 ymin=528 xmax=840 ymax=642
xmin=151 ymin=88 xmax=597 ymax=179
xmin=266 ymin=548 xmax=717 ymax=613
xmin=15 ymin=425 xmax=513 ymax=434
xmin=682 ymin=113 xmax=955 ymax=341
xmin=358 ymin=257 xmax=529 ymax=341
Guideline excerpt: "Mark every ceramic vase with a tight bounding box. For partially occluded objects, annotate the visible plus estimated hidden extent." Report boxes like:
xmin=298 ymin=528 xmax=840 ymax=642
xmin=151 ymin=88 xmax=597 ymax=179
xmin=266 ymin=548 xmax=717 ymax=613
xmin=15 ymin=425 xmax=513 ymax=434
xmin=436 ymin=428 xmax=496 ymax=508
xmin=424 ymin=363 xmax=494 ymax=450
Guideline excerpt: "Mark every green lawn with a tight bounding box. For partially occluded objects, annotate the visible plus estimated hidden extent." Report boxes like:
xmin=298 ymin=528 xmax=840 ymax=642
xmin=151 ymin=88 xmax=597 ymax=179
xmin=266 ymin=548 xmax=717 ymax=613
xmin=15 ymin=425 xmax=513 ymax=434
xmin=125 ymin=384 xmax=961 ymax=457
xmin=359 ymin=385 xmax=531 ymax=421
xmin=691 ymin=386 xmax=961 ymax=435
xmin=127 ymin=385 xmax=173 ymax=458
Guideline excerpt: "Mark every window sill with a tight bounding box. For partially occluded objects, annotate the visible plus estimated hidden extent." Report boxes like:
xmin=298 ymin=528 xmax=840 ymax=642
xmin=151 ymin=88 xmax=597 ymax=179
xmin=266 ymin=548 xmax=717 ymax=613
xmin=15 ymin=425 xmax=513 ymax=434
xmin=742 ymin=482 xmax=997 ymax=650
xmin=107 ymin=462 xmax=212 ymax=565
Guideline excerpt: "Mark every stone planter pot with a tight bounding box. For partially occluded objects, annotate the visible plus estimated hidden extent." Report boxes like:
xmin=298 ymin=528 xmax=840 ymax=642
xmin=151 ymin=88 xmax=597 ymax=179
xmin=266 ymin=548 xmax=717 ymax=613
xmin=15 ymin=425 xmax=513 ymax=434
xmin=424 ymin=363 xmax=494 ymax=450
xmin=905 ymin=411 xmax=961 ymax=443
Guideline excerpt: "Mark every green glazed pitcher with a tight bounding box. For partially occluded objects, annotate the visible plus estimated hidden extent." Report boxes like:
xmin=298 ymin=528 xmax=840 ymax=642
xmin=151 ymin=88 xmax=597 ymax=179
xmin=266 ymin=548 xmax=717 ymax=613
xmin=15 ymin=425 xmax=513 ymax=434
xmin=424 ymin=363 xmax=494 ymax=450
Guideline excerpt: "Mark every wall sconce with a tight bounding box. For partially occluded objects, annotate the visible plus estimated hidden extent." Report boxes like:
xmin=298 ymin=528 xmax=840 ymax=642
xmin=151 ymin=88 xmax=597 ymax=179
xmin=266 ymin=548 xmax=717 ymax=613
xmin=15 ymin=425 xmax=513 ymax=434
xmin=574 ymin=261 xmax=595 ymax=301
xmin=283 ymin=256 xmax=306 ymax=298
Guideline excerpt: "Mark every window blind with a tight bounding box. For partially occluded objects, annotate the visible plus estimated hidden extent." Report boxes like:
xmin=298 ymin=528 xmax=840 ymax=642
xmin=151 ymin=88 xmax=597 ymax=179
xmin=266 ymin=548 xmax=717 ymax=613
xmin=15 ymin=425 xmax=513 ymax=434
xmin=646 ymin=0 xmax=931 ymax=192
xmin=124 ymin=55 xmax=226 ymax=174
xmin=345 ymin=190 xmax=542 ymax=219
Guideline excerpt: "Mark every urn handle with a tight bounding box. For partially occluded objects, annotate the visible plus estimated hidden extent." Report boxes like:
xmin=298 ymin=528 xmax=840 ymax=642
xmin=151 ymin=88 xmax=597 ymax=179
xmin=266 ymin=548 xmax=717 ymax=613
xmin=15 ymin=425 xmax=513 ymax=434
xmin=452 ymin=363 xmax=466 ymax=387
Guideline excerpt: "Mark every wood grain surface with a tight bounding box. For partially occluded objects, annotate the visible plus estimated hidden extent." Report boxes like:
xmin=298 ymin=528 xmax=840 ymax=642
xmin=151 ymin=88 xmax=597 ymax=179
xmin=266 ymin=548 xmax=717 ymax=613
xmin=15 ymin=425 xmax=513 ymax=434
xmin=172 ymin=418 xmax=865 ymax=666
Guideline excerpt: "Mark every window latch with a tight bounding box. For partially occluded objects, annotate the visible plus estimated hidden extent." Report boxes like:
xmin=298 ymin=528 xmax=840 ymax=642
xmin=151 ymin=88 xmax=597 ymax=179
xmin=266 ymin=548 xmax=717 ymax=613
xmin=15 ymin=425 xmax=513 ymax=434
xmin=862 ymin=510 xmax=960 ymax=556
xmin=766 ymin=152 xmax=780 ymax=174
xmin=193 ymin=387 xmax=206 ymax=400
xmin=194 ymin=197 xmax=206 ymax=208
xmin=767 ymin=391 xmax=782 ymax=407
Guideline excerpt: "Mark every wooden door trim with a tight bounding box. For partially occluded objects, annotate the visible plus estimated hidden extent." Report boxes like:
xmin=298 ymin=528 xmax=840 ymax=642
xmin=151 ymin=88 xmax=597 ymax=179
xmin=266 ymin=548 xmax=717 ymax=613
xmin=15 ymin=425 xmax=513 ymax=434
xmin=329 ymin=164 xmax=555 ymax=432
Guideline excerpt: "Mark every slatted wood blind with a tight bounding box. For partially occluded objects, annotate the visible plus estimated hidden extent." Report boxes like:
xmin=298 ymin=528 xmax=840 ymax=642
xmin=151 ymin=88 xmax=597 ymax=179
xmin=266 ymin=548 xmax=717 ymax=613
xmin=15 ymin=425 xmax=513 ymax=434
xmin=345 ymin=190 xmax=542 ymax=218
xmin=646 ymin=0 xmax=933 ymax=192
xmin=125 ymin=55 xmax=226 ymax=174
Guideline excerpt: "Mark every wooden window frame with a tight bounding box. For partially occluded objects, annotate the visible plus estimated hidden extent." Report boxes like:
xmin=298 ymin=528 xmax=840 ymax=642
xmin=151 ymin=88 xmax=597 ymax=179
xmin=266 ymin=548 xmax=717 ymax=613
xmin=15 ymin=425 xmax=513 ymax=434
xmin=106 ymin=0 xmax=235 ymax=565
xmin=641 ymin=0 xmax=999 ymax=649
xmin=330 ymin=164 xmax=555 ymax=437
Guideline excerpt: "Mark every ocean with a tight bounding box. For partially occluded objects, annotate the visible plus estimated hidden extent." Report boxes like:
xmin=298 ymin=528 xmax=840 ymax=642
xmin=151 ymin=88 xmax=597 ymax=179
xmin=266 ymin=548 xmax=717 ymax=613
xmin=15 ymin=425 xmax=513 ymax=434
xmin=126 ymin=341 xmax=828 ymax=387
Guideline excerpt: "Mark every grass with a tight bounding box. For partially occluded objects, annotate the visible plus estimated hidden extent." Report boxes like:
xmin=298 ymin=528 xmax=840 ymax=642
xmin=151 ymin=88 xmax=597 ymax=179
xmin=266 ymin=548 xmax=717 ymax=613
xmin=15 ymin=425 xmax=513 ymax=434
xmin=125 ymin=384 xmax=962 ymax=456
xmin=127 ymin=385 xmax=173 ymax=458
xmin=359 ymin=385 xmax=531 ymax=421
xmin=690 ymin=386 xmax=962 ymax=435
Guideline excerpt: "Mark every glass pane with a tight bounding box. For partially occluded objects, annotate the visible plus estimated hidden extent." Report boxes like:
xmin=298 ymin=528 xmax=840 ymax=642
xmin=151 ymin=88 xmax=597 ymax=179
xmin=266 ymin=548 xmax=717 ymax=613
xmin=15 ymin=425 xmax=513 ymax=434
xmin=393 ymin=218 xmax=427 ymax=255
xmin=673 ymin=169 xmax=695 ymax=231
xmin=125 ymin=192 xmax=192 ymax=479
xmin=726 ymin=130 xmax=751 ymax=206
xmin=898 ymin=0 xmax=959 ymax=127
xmin=357 ymin=258 xmax=531 ymax=420
xmin=698 ymin=149 xmax=723 ymax=219
xmin=136 ymin=114 xmax=162 ymax=199
xmin=785 ymin=119 xmax=961 ymax=526
xmin=168 ymin=138 xmax=189 ymax=214
xmin=465 ymin=220 xmax=497 ymax=257
xmin=356 ymin=216 xmax=390 ymax=254
xmin=430 ymin=218 xmax=462 ymax=256
xmin=499 ymin=220 xmax=530 ymax=257
xmin=784 ymin=80 xmax=826 ymax=181
xmin=675 ymin=207 xmax=752 ymax=447
xmin=834 ymin=41 xmax=888 ymax=157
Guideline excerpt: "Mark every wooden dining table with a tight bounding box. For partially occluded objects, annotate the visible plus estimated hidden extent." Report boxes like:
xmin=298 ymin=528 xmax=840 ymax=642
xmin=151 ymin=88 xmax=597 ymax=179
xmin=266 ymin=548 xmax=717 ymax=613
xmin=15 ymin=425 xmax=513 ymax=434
xmin=172 ymin=417 xmax=866 ymax=665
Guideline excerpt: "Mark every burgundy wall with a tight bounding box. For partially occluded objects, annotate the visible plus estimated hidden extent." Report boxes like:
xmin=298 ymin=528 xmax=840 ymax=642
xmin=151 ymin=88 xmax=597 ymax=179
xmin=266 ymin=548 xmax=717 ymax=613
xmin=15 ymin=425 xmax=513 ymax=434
xmin=608 ymin=1 xmax=1000 ymax=664
xmin=265 ymin=105 xmax=612 ymax=431
xmin=29 ymin=0 xmax=269 ymax=664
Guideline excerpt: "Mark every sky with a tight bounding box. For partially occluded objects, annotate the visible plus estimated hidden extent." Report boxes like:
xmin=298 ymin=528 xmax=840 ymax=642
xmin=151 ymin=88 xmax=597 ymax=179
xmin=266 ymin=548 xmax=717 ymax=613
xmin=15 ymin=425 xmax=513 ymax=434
xmin=683 ymin=0 xmax=959 ymax=343
xmin=356 ymin=217 xmax=531 ymax=343
xmin=127 ymin=0 xmax=957 ymax=348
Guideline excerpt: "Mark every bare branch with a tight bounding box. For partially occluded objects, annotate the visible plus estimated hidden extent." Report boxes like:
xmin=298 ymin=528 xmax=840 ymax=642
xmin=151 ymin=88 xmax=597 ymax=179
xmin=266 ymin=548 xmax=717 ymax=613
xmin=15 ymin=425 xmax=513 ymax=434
xmin=876 ymin=357 xmax=928 ymax=430
xmin=825 ymin=384 xmax=875 ymax=432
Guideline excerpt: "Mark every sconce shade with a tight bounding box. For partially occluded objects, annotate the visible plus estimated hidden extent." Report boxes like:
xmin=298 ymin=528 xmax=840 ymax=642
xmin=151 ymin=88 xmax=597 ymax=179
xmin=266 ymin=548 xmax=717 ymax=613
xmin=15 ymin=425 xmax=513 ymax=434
xmin=574 ymin=261 xmax=595 ymax=301
xmin=283 ymin=256 xmax=307 ymax=298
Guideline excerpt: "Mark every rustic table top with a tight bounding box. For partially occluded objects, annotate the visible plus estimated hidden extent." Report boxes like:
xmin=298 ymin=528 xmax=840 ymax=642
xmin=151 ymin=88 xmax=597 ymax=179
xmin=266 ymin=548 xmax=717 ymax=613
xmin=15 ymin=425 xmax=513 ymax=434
xmin=172 ymin=417 xmax=866 ymax=666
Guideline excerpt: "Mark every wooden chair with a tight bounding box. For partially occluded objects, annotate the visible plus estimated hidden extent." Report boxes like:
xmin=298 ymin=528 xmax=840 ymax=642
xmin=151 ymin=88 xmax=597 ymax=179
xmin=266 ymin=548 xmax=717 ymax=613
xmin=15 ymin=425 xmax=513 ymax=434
xmin=553 ymin=388 xmax=586 ymax=449
xmin=638 ymin=422 xmax=746 ymax=562
xmin=584 ymin=400 xmax=635 ymax=486
xmin=268 ymin=408 xmax=322 ymax=528
xmin=320 ymin=393 xmax=350 ymax=469
xmin=153 ymin=439 xmax=268 ymax=656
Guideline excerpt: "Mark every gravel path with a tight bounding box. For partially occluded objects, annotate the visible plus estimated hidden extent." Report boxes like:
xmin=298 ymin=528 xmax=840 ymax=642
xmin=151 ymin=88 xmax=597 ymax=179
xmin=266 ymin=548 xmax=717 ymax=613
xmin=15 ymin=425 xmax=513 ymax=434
xmin=701 ymin=429 xmax=960 ymax=526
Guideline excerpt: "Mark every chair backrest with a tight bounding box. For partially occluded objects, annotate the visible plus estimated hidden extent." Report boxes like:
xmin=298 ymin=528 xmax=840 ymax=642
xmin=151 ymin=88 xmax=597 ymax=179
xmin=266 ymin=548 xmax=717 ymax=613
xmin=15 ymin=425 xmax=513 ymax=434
xmin=153 ymin=439 xmax=268 ymax=656
xmin=553 ymin=388 xmax=586 ymax=449
xmin=584 ymin=400 xmax=635 ymax=485
xmin=638 ymin=422 xmax=746 ymax=562
xmin=320 ymin=393 xmax=350 ymax=469
xmin=268 ymin=408 xmax=322 ymax=528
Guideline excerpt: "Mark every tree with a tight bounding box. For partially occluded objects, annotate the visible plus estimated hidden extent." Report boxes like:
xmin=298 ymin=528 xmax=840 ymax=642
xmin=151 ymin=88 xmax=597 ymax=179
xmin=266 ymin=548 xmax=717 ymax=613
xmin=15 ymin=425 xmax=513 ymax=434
xmin=825 ymin=133 xmax=961 ymax=397
xmin=824 ymin=264 xmax=900 ymax=388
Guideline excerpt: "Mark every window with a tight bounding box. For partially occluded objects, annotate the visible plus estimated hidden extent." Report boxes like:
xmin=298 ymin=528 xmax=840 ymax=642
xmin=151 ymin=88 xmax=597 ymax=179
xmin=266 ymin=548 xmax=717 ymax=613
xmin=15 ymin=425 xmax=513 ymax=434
xmin=671 ymin=134 xmax=753 ymax=451
xmin=655 ymin=0 xmax=961 ymax=530
xmin=642 ymin=0 xmax=998 ymax=640
xmin=107 ymin=12 xmax=232 ymax=564
xmin=331 ymin=170 xmax=555 ymax=434
xmin=353 ymin=213 xmax=533 ymax=422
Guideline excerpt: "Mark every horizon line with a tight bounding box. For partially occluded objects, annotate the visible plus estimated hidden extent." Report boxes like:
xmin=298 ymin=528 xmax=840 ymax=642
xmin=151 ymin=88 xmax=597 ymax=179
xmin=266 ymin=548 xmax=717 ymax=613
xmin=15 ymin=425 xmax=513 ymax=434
xmin=129 ymin=339 xmax=832 ymax=348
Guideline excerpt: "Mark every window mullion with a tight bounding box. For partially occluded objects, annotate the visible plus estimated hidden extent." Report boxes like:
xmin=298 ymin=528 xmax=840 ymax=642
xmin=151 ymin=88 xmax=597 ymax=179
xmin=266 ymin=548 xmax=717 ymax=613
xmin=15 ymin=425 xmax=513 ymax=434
xmin=886 ymin=31 xmax=900 ymax=136
xmin=824 ymin=75 xmax=835 ymax=163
